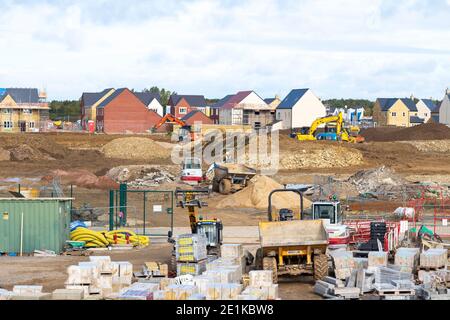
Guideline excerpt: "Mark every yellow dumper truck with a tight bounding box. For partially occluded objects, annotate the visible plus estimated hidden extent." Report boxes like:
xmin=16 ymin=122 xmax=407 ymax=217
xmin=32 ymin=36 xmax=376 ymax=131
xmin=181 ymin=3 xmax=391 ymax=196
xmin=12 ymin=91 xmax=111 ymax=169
xmin=255 ymin=189 xmax=329 ymax=283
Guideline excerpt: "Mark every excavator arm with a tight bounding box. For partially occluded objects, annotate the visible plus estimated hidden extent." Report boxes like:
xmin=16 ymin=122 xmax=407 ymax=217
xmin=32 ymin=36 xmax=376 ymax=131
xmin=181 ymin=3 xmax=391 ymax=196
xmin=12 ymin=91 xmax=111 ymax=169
xmin=154 ymin=113 xmax=186 ymax=130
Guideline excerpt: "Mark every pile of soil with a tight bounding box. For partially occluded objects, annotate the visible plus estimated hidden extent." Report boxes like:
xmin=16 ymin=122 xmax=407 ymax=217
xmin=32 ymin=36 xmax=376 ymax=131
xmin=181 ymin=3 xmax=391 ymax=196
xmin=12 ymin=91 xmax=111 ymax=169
xmin=101 ymin=137 xmax=171 ymax=160
xmin=401 ymin=140 xmax=450 ymax=153
xmin=362 ymin=123 xmax=450 ymax=142
xmin=0 ymin=148 xmax=10 ymax=161
xmin=0 ymin=134 xmax=68 ymax=161
xmin=42 ymin=169 xmax=119 ymax=190
xmin=216 ymin=175 xmax=312 ymax=210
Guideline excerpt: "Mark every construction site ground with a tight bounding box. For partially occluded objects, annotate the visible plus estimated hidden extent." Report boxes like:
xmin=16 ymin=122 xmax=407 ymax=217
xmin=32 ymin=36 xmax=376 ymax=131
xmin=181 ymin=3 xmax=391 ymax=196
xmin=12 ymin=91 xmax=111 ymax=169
xmin=1 ymin=127 xmax=450 ymax=299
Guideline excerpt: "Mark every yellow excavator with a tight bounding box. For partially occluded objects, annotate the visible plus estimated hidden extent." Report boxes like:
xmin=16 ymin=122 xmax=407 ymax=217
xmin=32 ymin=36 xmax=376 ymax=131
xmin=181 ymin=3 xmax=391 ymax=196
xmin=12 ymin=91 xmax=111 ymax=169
xmin=296 ymin=112 xmax=364 ymax=143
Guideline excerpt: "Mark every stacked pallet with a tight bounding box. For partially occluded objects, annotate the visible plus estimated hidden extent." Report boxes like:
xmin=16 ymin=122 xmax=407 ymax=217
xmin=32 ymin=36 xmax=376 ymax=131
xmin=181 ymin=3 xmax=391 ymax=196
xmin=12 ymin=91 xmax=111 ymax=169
xmin=10 ymin=286 xmax=51 ymax=300
xmin=368 ymin=251 xmax=388 ymax=267
xmin=65 ymin=257 xmax=133 ymax=299
xmin=238 ymin=270 xmax=278 ymax=300
xmin=176 ymin=234 xmax=208 ymax=276
xmin=394 ymin=247 xmax=420 ymax=273
xmin=420 ymin=249 xmax=448 ymax=269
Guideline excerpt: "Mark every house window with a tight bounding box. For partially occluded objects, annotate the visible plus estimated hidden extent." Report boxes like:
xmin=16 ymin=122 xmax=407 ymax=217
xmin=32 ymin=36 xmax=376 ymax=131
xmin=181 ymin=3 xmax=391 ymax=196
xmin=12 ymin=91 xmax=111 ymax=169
xmin=29 ymin=122 xmax=35 ymax=128
xmin=402 ymin=112 xmax=406 ymax=116
xmin=179 ymin=107 xmax=187 ymax=114
xmin=243 ymin=113 xmax=249 ymax=125
xmin=254 ymin=111 xmax=260 ymax=115
xmin=254 ymin=122 xmax=261 ymax=129
xmin=2 ymin=108 xmax=11 ymax=114
xmin=391 ymin=112 xmax=396 ymax=117
xmin=23 ymin=109 xmax=31 ymax=114
xmin=3 ymin=121 xmax=13 ymax=128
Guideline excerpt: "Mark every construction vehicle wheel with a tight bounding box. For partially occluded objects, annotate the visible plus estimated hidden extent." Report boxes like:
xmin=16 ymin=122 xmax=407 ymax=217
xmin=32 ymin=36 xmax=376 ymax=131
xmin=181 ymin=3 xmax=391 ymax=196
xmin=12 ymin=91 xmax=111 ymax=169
xmin=313 ymin=254 xmax=328 ymax=281
xmin=212 ymin=180 xmax=220 ymax=192
xmin=219 ymin=179 xmax=232 ymax=195
xmin=255 ymin=248 xmax=263 ymax=269
xmin=170 ymin=255 xmax=177 ymax=274
xmin=263 ymin=257 xmax=278 ymax=284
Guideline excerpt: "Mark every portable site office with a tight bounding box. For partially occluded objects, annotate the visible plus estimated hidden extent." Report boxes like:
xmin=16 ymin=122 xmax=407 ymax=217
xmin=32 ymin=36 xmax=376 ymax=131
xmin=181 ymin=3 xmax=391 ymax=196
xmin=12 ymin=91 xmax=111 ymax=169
xmin=0 ymin=198 xmax=72 ymax=255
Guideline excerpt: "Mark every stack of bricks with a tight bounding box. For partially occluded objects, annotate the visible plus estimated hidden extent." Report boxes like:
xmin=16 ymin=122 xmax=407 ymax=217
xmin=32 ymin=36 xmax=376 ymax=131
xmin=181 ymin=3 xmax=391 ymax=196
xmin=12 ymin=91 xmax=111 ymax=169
xmin=10 ymin=285 xmax=51 ymax=300
xmin=176 ymin=234 xmax=208 ymax=276
xmin=394 ymin=248 xmax=420 ymax=273
xmin=420 ymin=249 xmax=448 ymax=269
xmin=331 ymin=251 xmax=354 ymax=280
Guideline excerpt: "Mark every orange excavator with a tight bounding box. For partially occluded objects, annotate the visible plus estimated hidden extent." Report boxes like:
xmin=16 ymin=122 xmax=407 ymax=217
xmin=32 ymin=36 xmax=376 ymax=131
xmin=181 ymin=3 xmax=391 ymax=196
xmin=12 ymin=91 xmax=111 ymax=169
xmin=153 ymin=113 xmax=195 ymax=141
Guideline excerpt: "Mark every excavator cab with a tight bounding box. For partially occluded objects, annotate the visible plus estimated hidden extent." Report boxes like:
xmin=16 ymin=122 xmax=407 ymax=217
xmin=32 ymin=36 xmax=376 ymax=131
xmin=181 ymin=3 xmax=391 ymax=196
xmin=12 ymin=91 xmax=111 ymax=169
xmin=312 ymin=201 xmax=343 ymax=224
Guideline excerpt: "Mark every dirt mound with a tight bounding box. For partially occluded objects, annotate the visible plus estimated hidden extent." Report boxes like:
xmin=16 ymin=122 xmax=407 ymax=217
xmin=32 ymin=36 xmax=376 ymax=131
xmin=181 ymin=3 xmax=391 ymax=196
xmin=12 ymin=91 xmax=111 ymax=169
xmin=10 ymin=144 xmax=55 ymax=161
xmin=43 ymin=169 xmax=119 ymax=190
xmin=362 ymin=123 xmax=450 ymax=142
xmin=280 ymin=146 xmax=363 ymax=169
xmin=0 ymin=148 xmax=10 ymax=161
xmin=216 ymin=175 xmax=311 ymax=210
xmin=101 ymin=137 xmax=171 ymax=160
xmin=347 ymin=166 xmax=407 ymax=194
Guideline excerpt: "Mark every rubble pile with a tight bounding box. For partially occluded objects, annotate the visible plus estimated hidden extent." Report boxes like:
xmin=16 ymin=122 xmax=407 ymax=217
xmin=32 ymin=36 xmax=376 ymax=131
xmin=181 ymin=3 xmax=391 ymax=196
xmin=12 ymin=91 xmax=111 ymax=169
xmin=402 ymin=140 xmax=450 ymax=153
xmin=280 ymin=147 xmax=363 ymax=169
xmin=347 ymin=166 xmax=407 ymax=194
xmin=107 ymin=165 xmax=177 ymax=187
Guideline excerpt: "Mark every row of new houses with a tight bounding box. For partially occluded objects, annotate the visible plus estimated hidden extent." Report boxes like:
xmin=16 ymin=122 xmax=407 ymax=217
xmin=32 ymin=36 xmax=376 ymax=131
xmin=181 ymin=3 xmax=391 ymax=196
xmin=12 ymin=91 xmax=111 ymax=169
xmin=1 ymin=86 xmax=450 ymax=133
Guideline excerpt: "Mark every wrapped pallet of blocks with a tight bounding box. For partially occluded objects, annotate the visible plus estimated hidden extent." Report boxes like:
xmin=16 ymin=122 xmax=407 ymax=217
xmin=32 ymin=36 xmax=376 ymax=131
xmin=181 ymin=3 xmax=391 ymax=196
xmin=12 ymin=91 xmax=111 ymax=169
xmin=118 ymin=282 xmax=160 ymax=300
xmin=204 ymin=266 xmax=242 ymax=284
xmin=368 ymin=251 xmax=388 ymax=267
xmin=111 ymin=261 xmax=133 ymax=287
xmin=420 ymin=249 xmax=448 ymax=269
xmin=89 ymin=256 xmax=113 ymax=274
xmin=177 ymin=260 xmax=207 ymax=276
xmin=395 ymin=248 xmax=420 ymax=273
xmin=176 ymin=234 xmax=208 ymax=262
xmin=221 ymin=244 xmax=243 ymax=259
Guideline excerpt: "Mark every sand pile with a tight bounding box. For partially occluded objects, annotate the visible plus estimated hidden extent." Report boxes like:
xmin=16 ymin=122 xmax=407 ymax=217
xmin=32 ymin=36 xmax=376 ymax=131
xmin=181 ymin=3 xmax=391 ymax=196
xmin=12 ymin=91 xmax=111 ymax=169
xmin=216 ymin=175 xmax=312 ymax=210
xmin=362 ymin=123 xmax=450 ymax=142
xmin=280 ymin=146 xmax=363 ymax=169
xmin=101 ymin=137 xmax=171 ymax=160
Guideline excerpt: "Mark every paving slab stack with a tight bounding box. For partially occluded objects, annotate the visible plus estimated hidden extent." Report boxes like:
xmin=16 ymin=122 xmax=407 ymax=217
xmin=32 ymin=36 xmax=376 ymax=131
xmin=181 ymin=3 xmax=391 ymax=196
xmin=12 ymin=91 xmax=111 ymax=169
xmin=176 ymin=234 xmax=208 ymax=276
xmin=330 ymin=250 xmax=354 ymax=280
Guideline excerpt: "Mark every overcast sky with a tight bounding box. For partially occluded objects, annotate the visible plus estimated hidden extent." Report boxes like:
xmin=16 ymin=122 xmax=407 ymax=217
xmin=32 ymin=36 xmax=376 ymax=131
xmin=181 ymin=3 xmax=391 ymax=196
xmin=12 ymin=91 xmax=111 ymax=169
xmin=1 ymin=0 xmax=450 ymax=101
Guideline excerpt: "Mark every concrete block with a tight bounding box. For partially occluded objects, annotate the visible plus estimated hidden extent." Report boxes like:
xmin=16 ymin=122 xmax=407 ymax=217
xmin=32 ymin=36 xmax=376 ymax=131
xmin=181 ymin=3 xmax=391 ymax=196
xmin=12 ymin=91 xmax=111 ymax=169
xmin=89 ymin=256 xmax=113 ymax=274
xmin=11 ymin=293 xmax=52 ymax=300
xmin=368 ymin=252 xmax=388 ymax=267
xmin=420 ymin=249 xmax=448 ymax=269
xmin=221 ymin=244 xmax=244 ymax=259
xmin=12 ymin=285 xmax=42 ymax=295
xmin=249 ymin=270 xmax=273 ymax=287
xmin=52 ymin=288 xmax=85 ymax=300
xmin=335 ymin=268 xmax=352 ymax=280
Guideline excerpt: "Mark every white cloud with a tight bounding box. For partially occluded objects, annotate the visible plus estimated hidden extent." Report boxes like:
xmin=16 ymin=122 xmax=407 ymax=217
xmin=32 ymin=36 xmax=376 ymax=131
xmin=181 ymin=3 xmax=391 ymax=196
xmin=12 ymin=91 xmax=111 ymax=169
xmin=0 ymin=0 xmax=449 ymax=100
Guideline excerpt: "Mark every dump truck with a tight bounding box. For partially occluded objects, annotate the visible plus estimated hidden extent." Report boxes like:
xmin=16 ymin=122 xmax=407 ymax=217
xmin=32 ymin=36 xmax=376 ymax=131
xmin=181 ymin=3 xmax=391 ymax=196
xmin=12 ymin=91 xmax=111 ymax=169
xmin=255 ymin=189 xmax=329 ymax=283
xmin=206 ymin=163 xmax=256 ymax=195
xmin=256 ymin=220 xmax=329 ymax=283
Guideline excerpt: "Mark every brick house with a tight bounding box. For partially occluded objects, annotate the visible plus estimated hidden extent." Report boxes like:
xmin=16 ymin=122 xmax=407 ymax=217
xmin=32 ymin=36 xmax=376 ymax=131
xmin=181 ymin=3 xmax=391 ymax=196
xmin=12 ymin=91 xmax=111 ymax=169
xmin=181 ymin=110 xmax=214 ymax=126
xmin=168 ymin=94 xmax=207 ymax=119
xmin=80 ymin=88 xmax=115 ymax=130
xmin=96 ymin=88 xmax=162 ymax=134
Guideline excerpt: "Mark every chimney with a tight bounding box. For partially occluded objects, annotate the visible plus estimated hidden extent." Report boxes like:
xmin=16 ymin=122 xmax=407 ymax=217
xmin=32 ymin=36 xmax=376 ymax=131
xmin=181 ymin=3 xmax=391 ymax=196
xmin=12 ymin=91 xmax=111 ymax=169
xmin=275 ymin=94 xmax=280 ymax=100
xmin=446 ymin=88 xmax=450 ymax=95
xmin=410 ymin=94 xmax=414 ymax=101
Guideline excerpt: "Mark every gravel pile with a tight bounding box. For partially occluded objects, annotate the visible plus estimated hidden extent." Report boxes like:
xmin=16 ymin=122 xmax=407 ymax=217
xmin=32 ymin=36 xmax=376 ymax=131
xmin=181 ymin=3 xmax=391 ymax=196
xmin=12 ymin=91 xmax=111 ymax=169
xmin=101 ymin=137 xmax=171 ymax=160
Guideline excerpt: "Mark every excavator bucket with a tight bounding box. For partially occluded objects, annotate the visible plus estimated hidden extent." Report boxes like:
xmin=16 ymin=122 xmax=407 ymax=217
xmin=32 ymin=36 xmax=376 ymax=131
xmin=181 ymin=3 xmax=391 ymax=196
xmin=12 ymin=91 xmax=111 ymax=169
xmin=259 ymin=220 xmax=328 ymax=248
